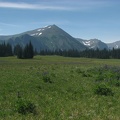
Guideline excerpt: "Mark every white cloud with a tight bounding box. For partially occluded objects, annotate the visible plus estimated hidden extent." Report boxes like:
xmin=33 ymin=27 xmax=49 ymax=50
xmin=0 ymin=22 xmax=21 ymax=27
xmin=0 ymin=2 xmax=75 ymax=11
xmin=0 ymin=1 xmax=109 ymax=11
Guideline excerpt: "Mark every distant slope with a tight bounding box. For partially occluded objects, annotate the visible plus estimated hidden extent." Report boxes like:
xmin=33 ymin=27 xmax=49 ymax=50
xmin=107 ymin=40 xmax=120 ymax=49
xmin=76 ymin=38 xmax=108 ymax=50
xmin=1 ymin=24 xmax=120 ymax=51
xmin=0 ymin=25 xmax=86 ymax=51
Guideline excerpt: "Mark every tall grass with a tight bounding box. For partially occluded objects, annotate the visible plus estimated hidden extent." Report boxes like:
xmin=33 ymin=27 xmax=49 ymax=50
xmin=0 ymin=56 xmax=120 ymax=119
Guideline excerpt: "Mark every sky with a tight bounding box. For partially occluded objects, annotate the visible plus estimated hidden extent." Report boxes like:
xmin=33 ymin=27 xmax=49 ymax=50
xmin=0 ymin=0 xmax=120 ymax=43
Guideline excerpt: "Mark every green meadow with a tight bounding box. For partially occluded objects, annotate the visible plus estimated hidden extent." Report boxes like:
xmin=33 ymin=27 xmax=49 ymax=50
xmin=0 ymin=56 xmax=120 ymax=120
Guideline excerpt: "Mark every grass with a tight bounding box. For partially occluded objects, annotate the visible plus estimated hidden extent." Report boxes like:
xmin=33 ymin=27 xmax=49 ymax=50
xmin=0 ymin=56 xmax=120 ymax=120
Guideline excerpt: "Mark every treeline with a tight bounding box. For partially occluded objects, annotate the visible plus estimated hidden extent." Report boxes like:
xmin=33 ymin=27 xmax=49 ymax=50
xmin=1 ymin=42 xmax=120 ymax=59
xmin=0 ymin=42 xmax=34 ymax=59
xmin=39 ymin=48 xmax=120 ymax=59
xmin=14 ymin=42 xmax=34 ymax=59
xmin=0 ymin=42 xmax=13 ymax=57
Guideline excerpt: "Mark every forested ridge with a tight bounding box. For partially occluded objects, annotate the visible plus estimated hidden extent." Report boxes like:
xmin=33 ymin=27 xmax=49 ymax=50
xmin=0 ymin=42 xmax=120 ymax=59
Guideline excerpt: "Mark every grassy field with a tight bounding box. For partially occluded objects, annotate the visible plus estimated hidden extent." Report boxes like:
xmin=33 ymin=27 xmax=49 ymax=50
xmin=0 ymin=56 xmax=120 ymax=120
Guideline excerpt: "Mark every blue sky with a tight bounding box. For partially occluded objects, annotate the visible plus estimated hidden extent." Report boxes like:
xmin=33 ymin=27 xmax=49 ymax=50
xmin=0 ymin=0 xmax=120 ymax=43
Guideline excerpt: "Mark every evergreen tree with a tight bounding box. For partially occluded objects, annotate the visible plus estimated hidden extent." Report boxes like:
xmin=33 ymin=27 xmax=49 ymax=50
xmin=14 ymin=44 xmax=22 ymax=55
xmin=23 ymin=41 xmax=34 ymax=58
xmin=15 ymin=41 xmax=34 ymax=59
xmin=6 ymin=43 xmax=13 ymax=56
xmin=0 ymin=42 xmax=13 ymax=57
xmin=28 ymin=41 xmax=34 ymax=58
xmin=17 ymin=45 xmax=23 ymax=59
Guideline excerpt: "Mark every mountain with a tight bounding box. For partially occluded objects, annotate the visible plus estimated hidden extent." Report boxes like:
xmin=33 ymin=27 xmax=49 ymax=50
xmin=1 ymin=24 xmax=120 ymax=51
xmin=107 ymin=41 xmax=120 ymax=49
xmin=76 ymin=38 xmax=108 ymax=50
xmin=0 ymin=25 xmax=86 ymax=52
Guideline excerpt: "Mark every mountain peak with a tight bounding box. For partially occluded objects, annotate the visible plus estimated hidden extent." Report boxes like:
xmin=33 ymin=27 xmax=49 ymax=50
xmin=2 ymin=24 xmax=117 ymax=51
xmin=76 ymin=38 xmax=108 ymax=50
xmin=25 ymin=25 xmax=54 ymax=37
xmin=0 ymin=24 xmax=87 ymax=51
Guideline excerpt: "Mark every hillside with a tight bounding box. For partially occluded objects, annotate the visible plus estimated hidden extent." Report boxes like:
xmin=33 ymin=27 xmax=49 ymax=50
xmin=1 ymin=24 xmax=120 ymax=51
xmin=107 ymin=40 xmax=120 ymax=49
xmin=0 ymin=25 xmax=86 ymax=52
xmin=76 ymin=38 xmax=108 ymax=50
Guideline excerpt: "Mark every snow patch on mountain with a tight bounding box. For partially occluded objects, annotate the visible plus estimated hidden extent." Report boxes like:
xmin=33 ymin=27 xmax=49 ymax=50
xmin=48 ymin=26 xmax=51 ymax=29
xmin=44 ymin=25 xmax=52 ymax=28
xmin=30 ymin=32 xmax=42 ymax=36
xmin=82 ymin=41 xmax=91 ymax=46
xmin=34 ymin=25 xmax=52 ymax=34
xmin=41 ymin=28 xmax=45 ymax=31
xmin=115 ymin=45 xmax=118 ymax=48
xmin=76 ymin=38 xmax=108 ymax=50
xmin=37 ymin=29 xmax=41 ymax=31
xmin=30 ymin=33 xmax=38 ymax=36
xmin=38 ymin=32 xmax=42 ymax=36
xmin=30 ymin=34 xmax=35 ymax=36
xmin=107 ymin=41 xmax=120 ymax=49
xmin=29 ymin=25 xmax=53 ymax=36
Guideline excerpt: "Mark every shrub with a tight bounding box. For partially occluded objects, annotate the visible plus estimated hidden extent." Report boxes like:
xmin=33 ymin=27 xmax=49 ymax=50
xmin=42 ymin=71 xmax=52 ymax=83
xmin=76 ymin=68 xmax=83 ymax=74
xmin=94 ymin=84 xmax=114 ymax=96
xmin=82 ymin=72 xmax=92 ymax=77
xmin=96 ymin=75 xmax=104 ymax=82
xmin=15 ymin=98 xmax=37 ymax=115
xmin=115 ymin=81 xmax=120 ymax=87
xmin=43 ymin=75 xmax=52 ymax=83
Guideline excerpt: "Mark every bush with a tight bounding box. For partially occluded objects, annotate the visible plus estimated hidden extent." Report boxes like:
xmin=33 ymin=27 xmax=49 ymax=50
xmin=15 ymin=98 xmax=37 ymax=115
xmin=76 ymin=68 xmax=83 ymax=74
xmin=82 ymin=72 xmax=92 ymax=77
xmin=95 ymin=75 xmax=104 ymax=82
xmin=115 ymin=81 xmax=120 ymax=87
xmin=94 ymin=84 xmax=114 ymax=96
xmin=43 ymin=75 xmax=52 ymax=83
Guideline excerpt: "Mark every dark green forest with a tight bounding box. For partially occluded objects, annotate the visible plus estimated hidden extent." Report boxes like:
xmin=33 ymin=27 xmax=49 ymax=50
xmin=39 ymin=48 xmax=120 ymax=59
xmin=0 ymin=42 xmax=13 ymax=57
xmin=0 ymin=42 xmax=120 ymax=59
xmin=0 ymin=41 xmax=34 ymax=59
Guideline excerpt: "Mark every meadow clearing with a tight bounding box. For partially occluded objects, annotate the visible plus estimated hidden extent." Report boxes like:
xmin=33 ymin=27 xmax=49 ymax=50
xmin=0 ymin=56 xmax=120 ymax=120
